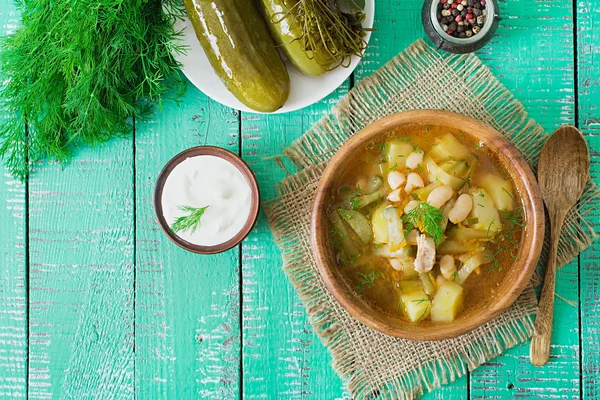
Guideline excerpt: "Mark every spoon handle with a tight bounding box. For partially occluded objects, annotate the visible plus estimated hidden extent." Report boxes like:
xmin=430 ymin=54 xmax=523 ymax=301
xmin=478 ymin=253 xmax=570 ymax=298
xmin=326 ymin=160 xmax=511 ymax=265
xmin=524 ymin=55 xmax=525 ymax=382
xmin=530 ymin=211 xmax=566 ymax=366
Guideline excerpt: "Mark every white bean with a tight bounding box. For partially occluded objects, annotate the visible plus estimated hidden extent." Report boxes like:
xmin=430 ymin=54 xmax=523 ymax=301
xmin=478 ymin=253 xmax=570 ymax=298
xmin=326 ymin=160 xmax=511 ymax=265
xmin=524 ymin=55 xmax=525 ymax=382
xmin=405 ymin=229 xmax=419 ymax=245
xmin=387 ymin=171 xmax=406 ymax=190
xmin=387 ymin=188 xmax=403 ymax=202
xmin=405 ymin=151 xmax=424 ymax=169
xmin=388 ymin=258 xmax=403 ymax=271
xmin=404 ymin=200 xmax=420 ymax=214
xmin=448 ymin=193 xmax=473 ymax=224
xmin=427 ymin=185 xmax=454 ymax=208
xmin=439 ymin=254 xmax=457 ymax=280
xmin=404 ymin=173 xmax=424 ymax=193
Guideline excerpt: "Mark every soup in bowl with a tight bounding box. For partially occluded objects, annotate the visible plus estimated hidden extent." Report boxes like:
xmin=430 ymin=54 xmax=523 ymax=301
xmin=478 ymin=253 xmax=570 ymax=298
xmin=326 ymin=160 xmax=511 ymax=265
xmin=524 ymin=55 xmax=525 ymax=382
xmin=310 ymin=110 xmax=544 ymax=340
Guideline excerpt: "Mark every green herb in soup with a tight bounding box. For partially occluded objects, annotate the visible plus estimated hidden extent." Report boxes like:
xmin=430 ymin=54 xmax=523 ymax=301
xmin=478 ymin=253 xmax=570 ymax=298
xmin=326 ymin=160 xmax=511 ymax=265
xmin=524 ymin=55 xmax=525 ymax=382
xmin=327 ymin=125 xmax=524 ymax=324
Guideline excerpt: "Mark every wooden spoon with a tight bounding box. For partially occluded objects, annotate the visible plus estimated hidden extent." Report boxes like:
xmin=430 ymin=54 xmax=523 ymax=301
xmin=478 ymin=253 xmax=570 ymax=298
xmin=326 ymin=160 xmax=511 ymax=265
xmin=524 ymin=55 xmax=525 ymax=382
xmin=530 ymin=125 xmax=589 ymax=366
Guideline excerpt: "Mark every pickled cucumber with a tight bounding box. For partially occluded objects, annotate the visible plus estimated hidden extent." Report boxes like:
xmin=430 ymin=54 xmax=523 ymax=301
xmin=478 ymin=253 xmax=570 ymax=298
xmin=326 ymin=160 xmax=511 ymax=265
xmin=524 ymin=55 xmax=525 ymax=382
xmin=184 ymin=0 xmax=290 ymax=112
xmin=257 ymin=0 xmax=335 ymax=76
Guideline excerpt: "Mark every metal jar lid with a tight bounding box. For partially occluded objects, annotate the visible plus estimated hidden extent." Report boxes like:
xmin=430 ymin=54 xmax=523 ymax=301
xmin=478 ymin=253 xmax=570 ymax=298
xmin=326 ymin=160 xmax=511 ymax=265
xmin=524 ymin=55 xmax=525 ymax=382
xmin=422 ymin=0 xmax=501 ymax=54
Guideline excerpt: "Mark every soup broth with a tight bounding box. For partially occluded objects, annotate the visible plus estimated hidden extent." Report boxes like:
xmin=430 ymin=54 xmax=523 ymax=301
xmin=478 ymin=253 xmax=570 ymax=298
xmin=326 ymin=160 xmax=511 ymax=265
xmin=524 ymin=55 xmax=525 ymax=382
xmin=327 ymin=124 xmax=524 ymax=324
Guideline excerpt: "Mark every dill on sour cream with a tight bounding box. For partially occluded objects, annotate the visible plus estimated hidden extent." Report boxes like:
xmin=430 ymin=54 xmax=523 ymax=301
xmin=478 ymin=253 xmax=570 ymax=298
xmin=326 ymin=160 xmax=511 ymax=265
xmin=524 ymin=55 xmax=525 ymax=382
xmin=161 ymin=155 xmax=253 ymax=246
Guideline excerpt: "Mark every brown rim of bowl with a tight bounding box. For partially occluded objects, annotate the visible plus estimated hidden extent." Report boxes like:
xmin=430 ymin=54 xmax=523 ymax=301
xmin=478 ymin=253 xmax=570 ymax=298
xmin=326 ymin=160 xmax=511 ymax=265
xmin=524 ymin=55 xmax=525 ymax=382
xmin=154 ymin=146 xmax=260 ymax=255
xmin=310 ymin=109 xmax=545 ymax=341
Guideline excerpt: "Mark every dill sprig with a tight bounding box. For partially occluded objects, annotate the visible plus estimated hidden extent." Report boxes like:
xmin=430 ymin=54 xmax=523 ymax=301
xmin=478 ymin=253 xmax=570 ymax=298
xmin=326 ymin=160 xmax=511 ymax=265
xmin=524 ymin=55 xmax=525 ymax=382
xmin=339 ymin=251 xmax=361 ymax=265
xmin=500 ymin=206 xmax=525 ymax=229
xmin=355 ymin=270 xmax=378 ymax=293
xmin=416 ymin=304 xmax=429 ymax=323
xmin=501 ymin=187 xmax=515 ymax=200
xmin=486 ymin=219 xmax=495 ymax=238
xmin=170 ymin=205 xmax=210 ymax=235
xmin=402 ymin=202 xmax=445 ymax=245
xmin=487 ymin=248 xmax=503 ymax=272
xmin=0 ymin=0 xmax=187 ymax=180
xmin=486 ymin=207 xmax=525 ymax=272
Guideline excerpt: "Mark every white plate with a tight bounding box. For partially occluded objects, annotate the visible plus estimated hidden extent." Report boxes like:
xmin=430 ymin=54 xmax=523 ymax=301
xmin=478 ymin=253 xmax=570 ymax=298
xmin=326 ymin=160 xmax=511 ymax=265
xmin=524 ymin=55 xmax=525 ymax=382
xmin=174 ymin=1 xmax=374 ymax=114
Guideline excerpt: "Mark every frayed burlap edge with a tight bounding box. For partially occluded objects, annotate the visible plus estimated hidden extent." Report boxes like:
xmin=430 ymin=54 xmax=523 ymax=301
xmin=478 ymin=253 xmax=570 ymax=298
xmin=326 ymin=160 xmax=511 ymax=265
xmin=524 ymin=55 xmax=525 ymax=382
xmin=264 ymin=165 xmax=539 ymax=399
xmin=263 ymin=39 xmax=600 ymax=399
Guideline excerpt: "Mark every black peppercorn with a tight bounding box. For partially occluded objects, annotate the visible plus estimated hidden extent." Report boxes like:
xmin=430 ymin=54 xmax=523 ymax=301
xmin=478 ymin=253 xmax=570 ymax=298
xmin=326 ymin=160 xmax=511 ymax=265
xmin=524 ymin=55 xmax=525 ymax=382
xmin=436 ymin=0 xmax=488 ymax=39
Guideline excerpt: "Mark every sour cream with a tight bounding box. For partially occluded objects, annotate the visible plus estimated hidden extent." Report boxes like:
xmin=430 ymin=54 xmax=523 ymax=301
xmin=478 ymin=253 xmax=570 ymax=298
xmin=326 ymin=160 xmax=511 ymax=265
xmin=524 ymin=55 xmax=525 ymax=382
xmin=161 ymin=155 xmax=252 ymax=246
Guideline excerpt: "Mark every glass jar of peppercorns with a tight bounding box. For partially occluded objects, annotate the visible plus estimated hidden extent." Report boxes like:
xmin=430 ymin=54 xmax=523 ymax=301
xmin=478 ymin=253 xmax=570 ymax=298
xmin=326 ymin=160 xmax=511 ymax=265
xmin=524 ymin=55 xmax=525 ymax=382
xmin=422 ymin=0 xmax=501 ymax=54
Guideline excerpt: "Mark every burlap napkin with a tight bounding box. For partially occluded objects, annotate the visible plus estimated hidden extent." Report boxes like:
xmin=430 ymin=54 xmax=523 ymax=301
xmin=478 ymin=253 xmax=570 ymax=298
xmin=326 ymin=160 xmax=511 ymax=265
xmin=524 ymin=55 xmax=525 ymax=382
xmin=263 ymin=39 xmax=599 ymax=399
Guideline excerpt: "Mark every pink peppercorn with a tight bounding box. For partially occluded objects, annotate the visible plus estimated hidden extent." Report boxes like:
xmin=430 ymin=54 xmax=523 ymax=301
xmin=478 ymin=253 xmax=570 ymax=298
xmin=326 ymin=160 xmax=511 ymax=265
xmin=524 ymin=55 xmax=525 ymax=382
xmin=466 ymin=12 xmax=473 ymax=19
xmin=441 ymin=0 xmax=447 ymax=3
xmin=481 ymin=0 xmax=486 ymax=5
xmin=455 ymin=15 xmax=462 ymax=22
xmin=447 ymin=29 xmax=453 ymax=35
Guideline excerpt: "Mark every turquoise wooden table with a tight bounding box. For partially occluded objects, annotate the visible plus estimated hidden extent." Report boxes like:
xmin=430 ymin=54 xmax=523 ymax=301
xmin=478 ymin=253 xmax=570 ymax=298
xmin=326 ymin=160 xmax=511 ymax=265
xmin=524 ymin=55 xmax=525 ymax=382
xmin=1 ymin=0 xmax=599 ymax=398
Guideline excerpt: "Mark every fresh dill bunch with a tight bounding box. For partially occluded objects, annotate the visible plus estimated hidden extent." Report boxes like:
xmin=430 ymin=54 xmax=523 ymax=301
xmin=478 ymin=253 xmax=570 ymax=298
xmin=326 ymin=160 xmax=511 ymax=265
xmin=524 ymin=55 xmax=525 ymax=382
xmin=0 ymin=0 xmax=187 ymax=180
xmin=402 ymin=201 xmax=445 ymax=245
xmin=170 ymin=205 xmax=209 ymax=235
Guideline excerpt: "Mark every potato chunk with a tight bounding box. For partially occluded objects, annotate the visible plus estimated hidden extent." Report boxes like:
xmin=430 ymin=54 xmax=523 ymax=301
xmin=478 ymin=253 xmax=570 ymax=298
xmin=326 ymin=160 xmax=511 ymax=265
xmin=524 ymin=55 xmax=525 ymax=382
xmin=387 ymin=140 xmax=413 ymax=169
xmin=430 ymin=281 xmax=464 ymax=322
xmin=469 ymin=188 xmax=502 ymax=234
xmin=401 ymin=289 xmax=431 ymax=322
xmin=398 ymin=280 xmax=423 ymax=293
xmin=428 ymin=133 xmax=470 ymax=162
xmin=478 ymin=173 xmax=515 ymax=211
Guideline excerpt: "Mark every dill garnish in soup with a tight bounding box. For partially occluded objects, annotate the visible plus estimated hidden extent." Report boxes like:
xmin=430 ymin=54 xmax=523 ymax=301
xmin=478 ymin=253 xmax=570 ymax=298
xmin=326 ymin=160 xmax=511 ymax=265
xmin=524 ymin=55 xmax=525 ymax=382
xmin=327 ymin=125 xmax=525 ymax=323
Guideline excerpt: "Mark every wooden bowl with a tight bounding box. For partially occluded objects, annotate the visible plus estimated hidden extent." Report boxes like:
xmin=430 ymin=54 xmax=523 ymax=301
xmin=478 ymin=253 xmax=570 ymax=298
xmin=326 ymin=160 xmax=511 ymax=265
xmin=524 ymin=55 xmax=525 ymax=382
xmin=154 ymin=146 xmax=260 ymax=255
xmin=310 ymin=110 xmax=544 ymax=341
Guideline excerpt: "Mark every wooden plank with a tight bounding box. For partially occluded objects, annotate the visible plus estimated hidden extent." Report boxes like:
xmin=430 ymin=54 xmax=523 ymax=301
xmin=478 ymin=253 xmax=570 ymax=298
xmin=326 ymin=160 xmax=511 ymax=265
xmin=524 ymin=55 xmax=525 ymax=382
xmin=241 ymin=89 xmax=349 ymax=399
xmin=471 ymin=0 xmax=580 ymax=398
xmin=134 ymin=85 xmax=241 ymax=398
xmin=353 ymin=2 xmax=468 ymax=399
xmin=0 ymin=1 xmax=27 ymax=398
xmin=27 ymin=138 xmax=135 ymax=398
xmin=240 ymin=2 xmax=467 ymax=398
xmin=578 ymin=0 xmax=600 ymax=397
xmin=470 ymin=267 xmax=580 ymax=399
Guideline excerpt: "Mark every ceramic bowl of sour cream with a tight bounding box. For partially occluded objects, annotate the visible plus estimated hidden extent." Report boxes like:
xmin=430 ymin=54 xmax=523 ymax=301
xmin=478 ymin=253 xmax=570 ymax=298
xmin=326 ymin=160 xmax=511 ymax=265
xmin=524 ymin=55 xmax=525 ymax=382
xmin=154 ymin=146 xmax=260 ymax=254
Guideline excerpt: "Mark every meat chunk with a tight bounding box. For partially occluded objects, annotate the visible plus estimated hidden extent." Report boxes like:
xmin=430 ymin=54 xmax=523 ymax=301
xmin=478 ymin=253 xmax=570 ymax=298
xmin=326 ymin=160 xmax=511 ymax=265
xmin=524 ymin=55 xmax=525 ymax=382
xmin=414 ymin=233 xmax=436 ymax=273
